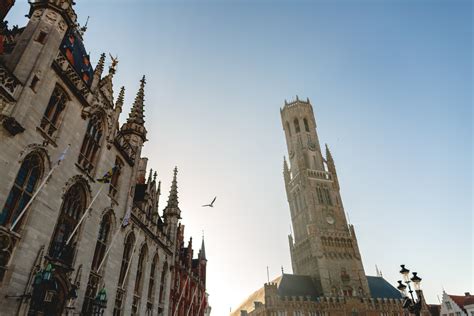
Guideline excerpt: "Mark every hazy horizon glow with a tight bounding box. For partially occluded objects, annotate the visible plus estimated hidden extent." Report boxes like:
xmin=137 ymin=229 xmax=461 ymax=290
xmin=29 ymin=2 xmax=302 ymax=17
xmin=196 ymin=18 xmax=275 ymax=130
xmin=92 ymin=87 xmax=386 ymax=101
xmin=7 ymin=0 xmax=472 ymax=315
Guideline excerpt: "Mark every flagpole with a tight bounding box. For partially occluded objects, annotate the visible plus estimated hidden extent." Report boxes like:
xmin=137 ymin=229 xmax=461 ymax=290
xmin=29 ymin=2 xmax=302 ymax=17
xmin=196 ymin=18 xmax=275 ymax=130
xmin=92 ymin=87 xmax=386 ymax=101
xmin=121 ymin=241 xmax=137 ymax=290
xmin=173 ymin=275 xmax=190 ymax=316
xmin=10 ymin=145 xmax=71 ymax=232
xmin=66 ymin=184 xmax=105 ymax=245
xmin=96 ymin=228 xmax=121 ymax=272
xmin=185 ymin=284 xmax=199 ymax=316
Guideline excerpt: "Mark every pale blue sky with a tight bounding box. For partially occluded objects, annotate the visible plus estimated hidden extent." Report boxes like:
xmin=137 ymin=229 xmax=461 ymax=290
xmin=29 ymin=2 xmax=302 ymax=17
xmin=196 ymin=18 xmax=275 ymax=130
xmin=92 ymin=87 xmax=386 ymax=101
xmin=8 ymin=0 xmax=472 ymax=315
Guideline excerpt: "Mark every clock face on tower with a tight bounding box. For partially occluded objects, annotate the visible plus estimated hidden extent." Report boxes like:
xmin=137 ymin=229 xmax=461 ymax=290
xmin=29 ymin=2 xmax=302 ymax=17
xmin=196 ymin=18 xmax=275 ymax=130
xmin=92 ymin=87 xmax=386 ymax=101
xmin=326 ymin=215 xmax=335 ymax=225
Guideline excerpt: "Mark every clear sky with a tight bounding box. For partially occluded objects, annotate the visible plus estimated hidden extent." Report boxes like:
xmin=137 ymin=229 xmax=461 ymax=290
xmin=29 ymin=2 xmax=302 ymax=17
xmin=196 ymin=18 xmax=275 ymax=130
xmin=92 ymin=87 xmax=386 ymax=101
xmin=8 ymin=0 xmax=473 ymax=315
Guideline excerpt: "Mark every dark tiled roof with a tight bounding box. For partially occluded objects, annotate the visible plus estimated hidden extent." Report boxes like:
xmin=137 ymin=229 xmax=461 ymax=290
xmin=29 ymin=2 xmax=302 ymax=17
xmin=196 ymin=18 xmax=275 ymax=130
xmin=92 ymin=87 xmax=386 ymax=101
xmin=278 ymin=274 xmax=323 ymax=300
xmin=367 ymin=276 xmax=402 ymax=299
xmin=60 ymin=29 xmax=94 ymax=86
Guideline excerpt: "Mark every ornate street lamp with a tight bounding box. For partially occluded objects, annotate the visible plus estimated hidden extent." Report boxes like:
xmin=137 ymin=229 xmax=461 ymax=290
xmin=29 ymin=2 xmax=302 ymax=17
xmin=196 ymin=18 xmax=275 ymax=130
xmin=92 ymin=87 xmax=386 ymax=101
xmin=396 ymin=265 xmax=423 ymax=316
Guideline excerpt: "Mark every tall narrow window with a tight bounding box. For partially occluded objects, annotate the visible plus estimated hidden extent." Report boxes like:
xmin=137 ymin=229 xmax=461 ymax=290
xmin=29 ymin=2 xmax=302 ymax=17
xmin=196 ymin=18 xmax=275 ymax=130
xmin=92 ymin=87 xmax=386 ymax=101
xmin=114 ymin=233 xmax=135 ymax=316
xmin=40 ymin=86 xmax=67 ymax=137
xmin=0 ymin=153 xmax=43 ymax=229
xmin=303 ymin=118 xmax=310 ymax=132
xmin=147 ymin=254 xmax=159 ymax=312
xmin=158 ymin=262 xmax=168 ymax=307
xmin=286 ymin=122 xmax=292 ymax=136
xmin=48 ymin=183 xmax=87 ymax=266
xmin=78 ymin=114 xmax=103 ymax=173
xmin=294 ymin=118 xmax=300 ymax=133
xmin=82 ymin=212 xmax=112 ymax=314
xmin=132 ymin=244 xmax=148 ymax=315
xmin=109 ymin=157 xmax=124 ymax=198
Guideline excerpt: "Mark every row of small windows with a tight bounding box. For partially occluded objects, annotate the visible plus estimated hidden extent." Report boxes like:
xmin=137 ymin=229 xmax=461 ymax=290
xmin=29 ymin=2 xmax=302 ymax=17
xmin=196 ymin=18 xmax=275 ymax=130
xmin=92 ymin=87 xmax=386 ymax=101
xmin=316 ymin=187 xmax=332 ymax=206
xmin=286 ymin=117 xmax=311 ymax=136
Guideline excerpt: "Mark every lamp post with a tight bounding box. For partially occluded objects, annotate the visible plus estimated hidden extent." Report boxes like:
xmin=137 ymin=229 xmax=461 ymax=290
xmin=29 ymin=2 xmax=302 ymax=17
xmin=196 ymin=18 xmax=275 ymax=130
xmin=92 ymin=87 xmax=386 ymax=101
xmin=396 ymin=265 xmax=423 ymax=316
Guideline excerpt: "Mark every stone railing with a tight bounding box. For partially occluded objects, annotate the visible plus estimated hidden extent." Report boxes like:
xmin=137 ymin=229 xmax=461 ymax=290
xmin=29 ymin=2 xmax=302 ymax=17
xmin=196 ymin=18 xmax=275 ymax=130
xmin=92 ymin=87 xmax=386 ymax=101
xmin=307 ymin=169 xmax=332 ymax=181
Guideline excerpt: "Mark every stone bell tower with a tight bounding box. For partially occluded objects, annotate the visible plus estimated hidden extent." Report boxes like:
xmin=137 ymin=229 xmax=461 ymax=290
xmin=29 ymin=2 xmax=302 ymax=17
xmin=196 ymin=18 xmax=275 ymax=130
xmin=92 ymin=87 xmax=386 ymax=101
xmin=281 ymin=97 xmax=370 ymax=298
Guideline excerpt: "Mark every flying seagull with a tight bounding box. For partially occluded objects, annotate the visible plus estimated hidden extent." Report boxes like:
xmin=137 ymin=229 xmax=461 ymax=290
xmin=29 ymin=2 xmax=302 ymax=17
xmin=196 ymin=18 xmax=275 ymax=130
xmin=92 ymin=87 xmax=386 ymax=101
xmin=202 ymin=196 xmax=216 ymax=208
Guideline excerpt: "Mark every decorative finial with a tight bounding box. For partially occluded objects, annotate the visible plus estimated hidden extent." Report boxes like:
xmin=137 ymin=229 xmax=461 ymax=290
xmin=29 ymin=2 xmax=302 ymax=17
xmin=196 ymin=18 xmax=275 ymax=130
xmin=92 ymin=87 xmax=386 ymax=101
xmin=109 ymin=54 xmax=119 ymax=76
xmin=296 ymin=95 xmax=299 ymax=101
xmin=153 ymin=171 xmax=157 ymax=182
xmin=306 ymin=97 xmax=310 ymax=103
xmin=148 ymin=168 xmax=153 ymax=182
xmin=281 ymin=266 xmax=284 ymax=274
xmin=78 ymin=16 xmax=89 ymax=37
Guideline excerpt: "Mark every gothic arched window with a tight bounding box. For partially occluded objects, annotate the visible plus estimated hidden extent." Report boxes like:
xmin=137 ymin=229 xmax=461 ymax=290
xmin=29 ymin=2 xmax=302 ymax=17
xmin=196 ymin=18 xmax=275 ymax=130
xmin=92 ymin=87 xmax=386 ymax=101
xmin=114 ymin=232 xmax=135 ymax=315
xmin=82 ymin=212 xmax=112 ymax=315
xmin=40 ymin=85 xmax=68 ymax=137
xmin=159 ymin=262 xmax=168 ymax=305
xmin=294 ymin=118 xmax=300 ymax=133
xmin=91 ymin=212 xmax=112 ymax=271
xmin=48 ymin=182 xmax=87 ymax=266
xmin=132 ymin=244 xmax=148 ymax=314
xmin=78 ymin=114 xmax=103 ymax=173
xmin=0 ymin=153 xmax=43 ymax=229
xmin=303 ymin=118 xmax=310 ymax=132
xmin=147 ymin=253 xmax=159 ymax=310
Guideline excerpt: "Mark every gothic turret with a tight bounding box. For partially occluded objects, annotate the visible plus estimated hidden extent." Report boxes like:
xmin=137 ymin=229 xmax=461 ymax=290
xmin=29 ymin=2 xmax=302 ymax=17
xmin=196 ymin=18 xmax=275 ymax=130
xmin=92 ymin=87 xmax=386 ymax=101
xmin=199 ymin=236 xmax=207 ymax=261
xmin=120 ymin=76 xmax=147 ymax=142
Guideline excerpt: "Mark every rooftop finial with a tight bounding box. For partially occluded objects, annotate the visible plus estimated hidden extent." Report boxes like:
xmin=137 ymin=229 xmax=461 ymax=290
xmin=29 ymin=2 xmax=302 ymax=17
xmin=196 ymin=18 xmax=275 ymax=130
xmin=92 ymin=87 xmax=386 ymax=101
xmin=296 ymin=95 xmax=299 ymax=101
xmin=325 ymin=143 xmax=333 ymax=161
xmin=78 ymin=16 xmax=89 ymax=37
xmin=153 ymin=171 xmax=157 ymax=182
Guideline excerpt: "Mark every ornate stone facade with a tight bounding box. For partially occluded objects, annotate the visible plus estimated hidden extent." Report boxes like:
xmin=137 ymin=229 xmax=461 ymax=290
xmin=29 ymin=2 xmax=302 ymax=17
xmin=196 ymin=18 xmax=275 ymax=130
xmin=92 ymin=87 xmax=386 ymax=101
xmin=0 ymin=1 xmax=208 ymax=315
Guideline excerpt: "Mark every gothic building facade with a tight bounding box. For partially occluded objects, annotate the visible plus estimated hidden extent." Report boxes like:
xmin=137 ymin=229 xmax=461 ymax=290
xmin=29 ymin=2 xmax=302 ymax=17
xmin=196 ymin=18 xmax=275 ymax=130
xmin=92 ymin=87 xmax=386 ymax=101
xmin=0 ymin=1 xmax=208 ymax=315
xmin=232 ymin=98 xmax=431 ymax=316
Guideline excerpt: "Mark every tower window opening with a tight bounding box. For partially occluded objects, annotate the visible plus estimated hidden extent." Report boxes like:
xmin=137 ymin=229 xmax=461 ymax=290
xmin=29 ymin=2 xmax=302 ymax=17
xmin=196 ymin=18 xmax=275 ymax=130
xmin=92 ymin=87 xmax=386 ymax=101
xmin=286 ymin=122 xmax=292 ymax=136
xmin=294 ymin=118 xmax=300 ymax=133
xmin=303 ymin=118 xmax=310 ymax=132
xmin=35 ymin=31 xmax=47 ymax=44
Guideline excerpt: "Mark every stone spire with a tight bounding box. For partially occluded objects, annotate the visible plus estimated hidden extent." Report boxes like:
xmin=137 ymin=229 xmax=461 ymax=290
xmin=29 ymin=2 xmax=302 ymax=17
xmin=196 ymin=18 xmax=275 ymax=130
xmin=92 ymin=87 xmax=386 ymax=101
xmin=94 ymin=53 xmax=106 ymax=78
xmin=199 ymin=235 xmax=207 ymax=261
xmin=127 ymin=75 xmax=146 ymax=125
xmin=120 ymin=76 xmax=147 ymax=141
xmin=166 ymin=167 xmax=179 ymax=209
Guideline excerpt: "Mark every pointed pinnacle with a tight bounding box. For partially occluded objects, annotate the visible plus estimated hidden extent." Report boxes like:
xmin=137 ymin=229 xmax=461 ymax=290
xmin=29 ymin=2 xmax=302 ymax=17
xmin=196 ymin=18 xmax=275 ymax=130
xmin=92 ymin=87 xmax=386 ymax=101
xmin=148 ymin=168 xmax=153 ymax=182
xmin=95 ymin=53 xmax=106 ymax=76
xmin=166 ymin=167 xmax=179 ymax=208
xmin=325 ymin=143 xmax=333 ymax=161
xmin=127 ymin=76 xmax=146 ymax=125
xmin=115 ymin=86 xmax=125 ymax=111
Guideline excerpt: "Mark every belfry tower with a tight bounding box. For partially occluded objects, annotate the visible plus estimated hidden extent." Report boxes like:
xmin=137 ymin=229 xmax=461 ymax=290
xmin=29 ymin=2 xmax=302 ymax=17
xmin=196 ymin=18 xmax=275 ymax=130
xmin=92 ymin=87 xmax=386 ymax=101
xmin=281 ymin=97 xmax=371 ymax=298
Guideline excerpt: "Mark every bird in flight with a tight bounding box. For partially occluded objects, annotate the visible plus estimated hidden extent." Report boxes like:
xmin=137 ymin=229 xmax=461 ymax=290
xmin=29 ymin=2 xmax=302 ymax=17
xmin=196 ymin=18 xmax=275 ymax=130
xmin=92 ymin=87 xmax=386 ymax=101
xmin=202 ymin=196 xmax=217 ymax=208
